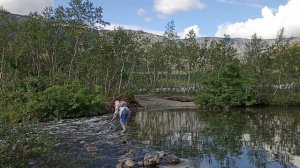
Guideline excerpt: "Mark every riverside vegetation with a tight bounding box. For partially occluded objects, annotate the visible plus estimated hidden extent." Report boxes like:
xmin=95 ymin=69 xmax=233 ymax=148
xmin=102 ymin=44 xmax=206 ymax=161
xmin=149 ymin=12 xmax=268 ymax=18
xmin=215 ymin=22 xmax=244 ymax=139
xmin=1 ymin=0 xmax=300 ymax=167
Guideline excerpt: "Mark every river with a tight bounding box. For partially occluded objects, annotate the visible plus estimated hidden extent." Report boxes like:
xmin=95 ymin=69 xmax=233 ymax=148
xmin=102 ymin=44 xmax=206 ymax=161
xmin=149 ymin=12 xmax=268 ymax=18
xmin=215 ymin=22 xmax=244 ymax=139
xmin=133 ymin=107 xmax=300 ymax=168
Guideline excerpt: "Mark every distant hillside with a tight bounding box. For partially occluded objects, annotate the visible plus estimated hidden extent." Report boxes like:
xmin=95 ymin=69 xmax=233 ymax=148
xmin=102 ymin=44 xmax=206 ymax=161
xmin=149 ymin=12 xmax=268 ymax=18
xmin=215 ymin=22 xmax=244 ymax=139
xmin=8 ymin=12 xmax=300 ymax=55
xmin=9 ymin=13 xmax=28 ymax=21
xmin=134 ymin=30 xmax=300 ymax=55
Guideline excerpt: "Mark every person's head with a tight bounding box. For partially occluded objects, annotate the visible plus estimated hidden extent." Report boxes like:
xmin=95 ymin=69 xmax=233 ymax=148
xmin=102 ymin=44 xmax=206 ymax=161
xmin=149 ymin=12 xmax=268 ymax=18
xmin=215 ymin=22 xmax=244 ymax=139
xmin=114 ymin=100 xmax=120 ymax=108
xmin=120 ymin=101 xmax=127 ymax=107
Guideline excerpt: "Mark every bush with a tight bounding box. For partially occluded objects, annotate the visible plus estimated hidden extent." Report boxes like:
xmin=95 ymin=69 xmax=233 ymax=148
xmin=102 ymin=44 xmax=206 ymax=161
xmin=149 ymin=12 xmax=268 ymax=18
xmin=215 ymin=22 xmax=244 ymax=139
xmin=196 ymin=61 xmax=257 ymax=109
xmin=0 ymin=82 xmax=107 ymax=122
xmin=29 ymin=82 xmax=106 ymax=121
xmin=0 ymin=125 xmax=53 ymax=167
xmin=269 ymin=89 xmax=300 ymax=106
xmin=0 ymin=124 xmax=76 ymax=167
xmin=0 ymin=91 xmax=33 ymax=123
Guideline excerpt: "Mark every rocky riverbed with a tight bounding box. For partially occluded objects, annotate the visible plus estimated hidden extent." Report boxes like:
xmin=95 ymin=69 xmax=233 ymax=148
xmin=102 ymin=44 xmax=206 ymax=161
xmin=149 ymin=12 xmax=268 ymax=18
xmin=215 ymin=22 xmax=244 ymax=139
xmin=27 ymin=96 xmax=198 ymax=167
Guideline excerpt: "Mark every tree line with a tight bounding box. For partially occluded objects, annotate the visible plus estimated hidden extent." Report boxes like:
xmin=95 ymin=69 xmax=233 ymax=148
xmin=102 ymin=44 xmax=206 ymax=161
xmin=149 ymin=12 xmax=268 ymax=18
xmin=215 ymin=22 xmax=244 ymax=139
xmin=1 ymin=0 xmax=300 ymax=122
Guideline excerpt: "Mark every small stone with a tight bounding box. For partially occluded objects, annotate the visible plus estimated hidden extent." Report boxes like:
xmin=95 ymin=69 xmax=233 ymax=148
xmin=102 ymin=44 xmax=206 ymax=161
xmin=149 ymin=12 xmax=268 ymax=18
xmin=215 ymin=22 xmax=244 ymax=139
xmin=124 ymin=159 xmax=134 ymax=168
xmin=141 ymin=141 xmax=150 ymax=145
xmin=116 ymin=162 xmax=123 ymax=168
xmin=54 ymin=143 xmax=61 ymax=147
xmin=117 ymin=160 xmax=126 ymax=168
xmin=80 ymin=141 xmax=86 ymax=144
xmin=137 ymin=161 xmax=144 ymax=167
xmin=85 ymin=146 xmax=98 ymax=152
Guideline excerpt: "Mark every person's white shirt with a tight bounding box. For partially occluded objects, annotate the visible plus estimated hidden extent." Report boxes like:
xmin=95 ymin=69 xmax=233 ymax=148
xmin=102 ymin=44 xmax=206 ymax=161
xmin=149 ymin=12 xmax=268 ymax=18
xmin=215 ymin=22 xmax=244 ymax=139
xmin=118 ymin=106 xmax=129 ymax=116
xmin=113 ymin=101 xmax=130 ymax=120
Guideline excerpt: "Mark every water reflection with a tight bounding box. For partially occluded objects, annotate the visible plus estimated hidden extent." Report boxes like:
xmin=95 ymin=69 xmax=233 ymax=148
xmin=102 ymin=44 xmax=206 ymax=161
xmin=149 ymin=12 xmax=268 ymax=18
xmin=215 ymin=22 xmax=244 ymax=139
xmin=134 ymin=108 xmax=300 ymax=168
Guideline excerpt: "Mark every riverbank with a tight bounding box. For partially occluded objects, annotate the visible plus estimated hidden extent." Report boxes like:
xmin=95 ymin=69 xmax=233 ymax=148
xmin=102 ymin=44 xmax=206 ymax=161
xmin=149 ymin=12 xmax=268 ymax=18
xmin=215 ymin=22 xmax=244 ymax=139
xmin=134 ymin=95 xmax=196 ymax=111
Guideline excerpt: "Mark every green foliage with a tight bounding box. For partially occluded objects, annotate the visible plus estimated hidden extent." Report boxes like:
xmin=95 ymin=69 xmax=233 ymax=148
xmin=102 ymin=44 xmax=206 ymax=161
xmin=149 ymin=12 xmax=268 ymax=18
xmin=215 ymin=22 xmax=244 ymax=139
xmin=0 ymin=92 xmax=30 ymax=123
xmin=0 ymin=125 xmax=53 ymax=167
xmin=0 ymin=124 xmax=76 ymax=167
xmin=196 ymin=60 xmax=257 ymax=109
xmin=269 ymin=86 xmax=300 ymax=106
xmin=0 ymin=83 xmax=106 ymax=123
xmin=29 ymin=83 xmax=106 ymax=121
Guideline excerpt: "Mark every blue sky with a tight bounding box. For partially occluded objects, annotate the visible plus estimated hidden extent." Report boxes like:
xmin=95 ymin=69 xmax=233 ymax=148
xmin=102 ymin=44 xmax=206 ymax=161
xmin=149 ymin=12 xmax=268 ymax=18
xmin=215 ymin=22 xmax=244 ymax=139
xmin=1 ymin=0 xmax=300 ymax=39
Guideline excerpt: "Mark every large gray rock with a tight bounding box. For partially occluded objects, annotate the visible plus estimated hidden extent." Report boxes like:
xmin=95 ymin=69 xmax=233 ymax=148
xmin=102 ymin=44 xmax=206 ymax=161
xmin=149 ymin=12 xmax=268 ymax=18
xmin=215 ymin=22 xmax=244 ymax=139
xmin=143 ymin=152 xmax=161 ymax=166
xmin=143 ymin=151 xmax=180 ymax=167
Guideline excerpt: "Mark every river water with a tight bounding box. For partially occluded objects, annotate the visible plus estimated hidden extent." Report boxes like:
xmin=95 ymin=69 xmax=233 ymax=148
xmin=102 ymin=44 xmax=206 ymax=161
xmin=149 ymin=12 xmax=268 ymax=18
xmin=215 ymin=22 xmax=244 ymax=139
xmin=133 ymin=107 xmax=300 ymax=168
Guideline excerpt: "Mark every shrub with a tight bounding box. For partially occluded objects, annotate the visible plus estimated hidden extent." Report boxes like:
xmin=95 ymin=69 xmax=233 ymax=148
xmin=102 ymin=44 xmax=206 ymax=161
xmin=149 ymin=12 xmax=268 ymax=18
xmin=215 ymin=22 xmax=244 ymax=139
xmin=0 ymin=91 xmax=33 ymax=123
xmin=0 ymin=82 xmax=107 ymax=122
xmin=29 ymin=82 xmax=106 ymax=121
xmin=269 ymin=88 xmax=300 ymax=106
xmin=0 ymin=125 xmax=53 ymax=167
xmin=196 ymin=61 xmax=257 ymax=109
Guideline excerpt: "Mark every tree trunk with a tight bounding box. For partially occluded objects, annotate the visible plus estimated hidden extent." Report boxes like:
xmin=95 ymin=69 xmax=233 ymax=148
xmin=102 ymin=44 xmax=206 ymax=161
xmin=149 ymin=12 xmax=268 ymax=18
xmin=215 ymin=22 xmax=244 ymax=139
xmin=118 ymin=60 xmax=125 ymax=95
xmin=123 ymin=64 xmax=135 ymax=90
xmin=146 ymin=61 xmax=153 ymax=87
xmin=68 ymin=38 xmax=79 ymax=81
xmin=0 ymin=46 xmax=5 ymax=92
xmin=104 ymin=68 xmax=109 ymax=95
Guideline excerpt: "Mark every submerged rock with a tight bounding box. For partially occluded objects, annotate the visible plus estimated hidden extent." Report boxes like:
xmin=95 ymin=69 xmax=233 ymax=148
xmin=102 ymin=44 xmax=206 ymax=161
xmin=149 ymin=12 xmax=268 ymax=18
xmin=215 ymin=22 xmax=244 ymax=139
xmin=143 ymin=151 xmax=180 ymax=167
xmin=85 ymin=146 xmax=98 ymax=152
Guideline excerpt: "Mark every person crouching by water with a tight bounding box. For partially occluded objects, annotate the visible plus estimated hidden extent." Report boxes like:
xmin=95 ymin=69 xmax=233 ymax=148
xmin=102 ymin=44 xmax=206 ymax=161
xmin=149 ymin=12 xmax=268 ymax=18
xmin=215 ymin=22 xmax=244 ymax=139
xmin=111 ymin=100 xmax=130 ymax=133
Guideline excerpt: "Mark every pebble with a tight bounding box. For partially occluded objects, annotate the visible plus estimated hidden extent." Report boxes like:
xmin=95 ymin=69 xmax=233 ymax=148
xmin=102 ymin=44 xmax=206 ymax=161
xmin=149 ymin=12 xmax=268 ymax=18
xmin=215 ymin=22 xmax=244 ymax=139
xmin=124 ymin=159 xmax=134 ymax=167
xmin=85 ymin=146 xmax=98 ymax=152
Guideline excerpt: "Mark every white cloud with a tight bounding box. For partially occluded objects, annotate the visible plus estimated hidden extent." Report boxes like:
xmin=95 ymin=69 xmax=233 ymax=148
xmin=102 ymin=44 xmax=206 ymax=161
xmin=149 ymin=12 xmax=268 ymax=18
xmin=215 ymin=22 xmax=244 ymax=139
xmin=137 ymin=8 xmax=146 ymax=17
xmin=137 ymin=8 xmax=152 ymax=22
xmin=0 ymin=0 xmax=54 ymax=15
xmin=104 ymin=23 xmax=164 ymax=36
xmin=214 ymin=0 xmax=263 ymax=8
xmin=181 ymin=25 xmax=201 ymax=38
xmin=215 ymin=0 xmax=300 ymax=39
xmin=154 ymin=0 xmax=205 ymax=15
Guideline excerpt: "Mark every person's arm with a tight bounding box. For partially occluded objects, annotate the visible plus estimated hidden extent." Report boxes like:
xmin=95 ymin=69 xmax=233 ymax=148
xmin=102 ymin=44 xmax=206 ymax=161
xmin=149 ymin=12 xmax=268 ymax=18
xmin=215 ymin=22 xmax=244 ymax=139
xmin=111 ymin=104 xmax=120 ymax=121
xmin=111 ymin=112 xmax=117 ymax=121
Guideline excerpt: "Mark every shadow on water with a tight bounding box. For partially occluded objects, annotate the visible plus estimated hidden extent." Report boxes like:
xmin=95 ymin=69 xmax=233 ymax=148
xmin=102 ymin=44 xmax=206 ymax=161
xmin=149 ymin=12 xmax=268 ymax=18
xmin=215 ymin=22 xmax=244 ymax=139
xmin=133 ymin=107 xmax=300 ymax=168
